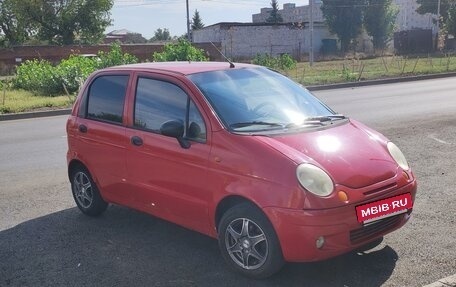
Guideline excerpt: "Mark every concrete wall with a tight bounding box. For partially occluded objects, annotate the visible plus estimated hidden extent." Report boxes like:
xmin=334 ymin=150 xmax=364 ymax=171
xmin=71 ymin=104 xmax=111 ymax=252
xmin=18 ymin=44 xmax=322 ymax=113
xmin=193 ymin=23 xmax=335 ymax=60
xmin=0 ymin=43 xmax=222 ymax=75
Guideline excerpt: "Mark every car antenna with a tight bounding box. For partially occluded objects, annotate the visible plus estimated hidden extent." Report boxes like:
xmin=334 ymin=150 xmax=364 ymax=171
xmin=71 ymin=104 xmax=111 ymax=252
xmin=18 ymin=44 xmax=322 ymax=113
xmin=210 ymin=41 xmax=235 ymax=68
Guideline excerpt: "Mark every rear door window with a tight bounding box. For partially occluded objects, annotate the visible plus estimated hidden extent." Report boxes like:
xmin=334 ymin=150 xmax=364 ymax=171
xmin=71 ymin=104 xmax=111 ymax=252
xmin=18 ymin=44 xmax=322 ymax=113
xmin=87 ymin=75 xmax=129 ymax=124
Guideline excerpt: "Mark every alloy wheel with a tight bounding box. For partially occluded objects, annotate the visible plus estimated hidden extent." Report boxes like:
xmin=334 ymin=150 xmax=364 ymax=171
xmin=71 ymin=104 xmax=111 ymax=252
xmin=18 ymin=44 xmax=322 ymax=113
xmin=225 ymin=218 xmax=268 ymax=270
xmin=73 ymin=171 xmax=93 ymax=209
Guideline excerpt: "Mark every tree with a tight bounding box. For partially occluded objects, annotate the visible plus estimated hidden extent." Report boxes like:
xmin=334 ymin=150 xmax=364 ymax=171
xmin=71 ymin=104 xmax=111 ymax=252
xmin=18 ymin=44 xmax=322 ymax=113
xmin=124 ymin=33 xmax=147 ymax=44
xmin=191 ymin=10 xmax=205 ymax=31
xmin=266 ymin=0 xmax=283 ymax=23
xmin=0 ymin=0 xmax=33 ymax=46
xmin=15 ymin=0 xmax=113 ymax=45
xmin=417 ymin=0 xmax=456 ymax=37
xmin=447 ymin=5 xmax=456 ymax=36
xmin=416 ymin=0 xmax=451 ymax=23
xmin=363 ymin=0 xmax=399 ymax=50
xmin=321 ymin=0 xmax=363 ymax=52
xmin=150 ymin=28 xmax=172 ymax=42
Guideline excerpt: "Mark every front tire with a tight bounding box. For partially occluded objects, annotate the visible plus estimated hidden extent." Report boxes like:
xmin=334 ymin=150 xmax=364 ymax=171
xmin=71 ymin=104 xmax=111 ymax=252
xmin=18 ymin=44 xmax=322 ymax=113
xmin=70 ymin=166 xmax=108 ymax=216
xmin=218 ymin=203 xmax=284 ymax=279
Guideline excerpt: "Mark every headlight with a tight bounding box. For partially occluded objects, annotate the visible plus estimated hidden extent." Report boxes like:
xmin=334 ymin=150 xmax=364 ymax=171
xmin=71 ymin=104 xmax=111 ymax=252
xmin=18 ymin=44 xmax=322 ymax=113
xmin=296 ymin=163 xmax=334 ymax=197
xmin=387 ymin=142 xmax=409 ymax=170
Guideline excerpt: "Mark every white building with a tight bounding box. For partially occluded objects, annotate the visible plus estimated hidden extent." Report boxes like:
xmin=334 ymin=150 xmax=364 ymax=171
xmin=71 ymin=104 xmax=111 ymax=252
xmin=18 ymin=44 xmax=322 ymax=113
xmin=193 ymin=0 xmax=438 ymax=59
xmin=394 ymin=0 xmax=437 ymax=33
xmin=253 ymin=0 xmax=437 ymax=33
xmin=192 ymin=22 xmax=335 ymax=60
xmin=252 ymin=1 xmax=324 ymax=23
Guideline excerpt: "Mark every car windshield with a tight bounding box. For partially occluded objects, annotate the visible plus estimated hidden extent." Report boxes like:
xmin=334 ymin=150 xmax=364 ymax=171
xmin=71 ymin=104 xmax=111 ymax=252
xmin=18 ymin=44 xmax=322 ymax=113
xmin=188 ymin=67 xmax=341 ymax=133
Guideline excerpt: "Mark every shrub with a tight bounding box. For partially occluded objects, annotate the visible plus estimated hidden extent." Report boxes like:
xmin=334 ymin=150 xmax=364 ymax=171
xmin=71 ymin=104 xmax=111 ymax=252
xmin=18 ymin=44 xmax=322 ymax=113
xmin=96 ymin=43 xmax=138 ymax=69
xmin=13 ymin=59 xmax=62 ymax=95
xmin=341 ymin=66 xmax=357 ymax=82
xmin=56 ymin=55 xmax=98 ymax=94
xmin=13 ymin=43 xmax=139 ymax=95
xmin=153 ymin=39 xmax=208 ymax=62
xmin=278 ymin=54 xmax=297 ymax=70
xmin=252 ymin=53 xmax=297 ymax=70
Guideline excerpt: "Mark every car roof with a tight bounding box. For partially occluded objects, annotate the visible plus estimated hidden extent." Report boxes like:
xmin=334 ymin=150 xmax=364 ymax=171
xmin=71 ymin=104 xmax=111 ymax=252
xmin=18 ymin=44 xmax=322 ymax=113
xmin=106 ymin=61 xmax=258 ymax=76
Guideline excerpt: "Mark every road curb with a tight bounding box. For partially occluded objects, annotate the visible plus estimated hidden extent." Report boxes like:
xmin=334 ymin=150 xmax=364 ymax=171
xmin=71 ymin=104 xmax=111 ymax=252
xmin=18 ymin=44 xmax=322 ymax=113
xmin=307 ymin=71 xmax=456 ymax=91
xmin=0 ymin=108 xmax=71 ymax=121
xmin=422 ymin=274 xmax=456 ymax=287
xmin=1 ymin=72 xmax=456 ymax=121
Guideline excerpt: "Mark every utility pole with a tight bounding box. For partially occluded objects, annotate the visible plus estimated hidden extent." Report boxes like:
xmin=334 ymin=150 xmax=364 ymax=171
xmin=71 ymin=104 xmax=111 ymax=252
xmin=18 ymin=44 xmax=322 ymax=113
xmin=309 ymin=0 xmax=314 ymax=66
xmin=436 ymin=0 xmax=441 ymax=49
xmin=186 ymin=0 xmax=191 ymax=42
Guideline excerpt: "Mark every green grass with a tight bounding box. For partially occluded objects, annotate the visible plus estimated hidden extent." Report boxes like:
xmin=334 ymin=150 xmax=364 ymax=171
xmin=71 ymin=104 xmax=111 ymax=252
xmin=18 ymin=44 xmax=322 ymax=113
xmin=283 ymin=54 xmax=456 ymax=86
xmin=0 ymin=89 xmax=74 ymax=114
xmin=1 ymin=54 xmax=456 ymax=114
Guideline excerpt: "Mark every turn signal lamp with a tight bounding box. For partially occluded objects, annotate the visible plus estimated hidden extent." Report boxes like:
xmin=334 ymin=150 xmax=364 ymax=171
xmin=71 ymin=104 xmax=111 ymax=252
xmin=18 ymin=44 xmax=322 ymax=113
xmin=338 ymin=190 xmax=349 ymax=202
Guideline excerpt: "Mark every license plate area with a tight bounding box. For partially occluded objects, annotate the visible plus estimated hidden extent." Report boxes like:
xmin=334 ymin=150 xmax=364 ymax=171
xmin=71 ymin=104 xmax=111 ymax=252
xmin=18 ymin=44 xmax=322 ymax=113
xmin=356 ymin=193 xmax=413 ymax=224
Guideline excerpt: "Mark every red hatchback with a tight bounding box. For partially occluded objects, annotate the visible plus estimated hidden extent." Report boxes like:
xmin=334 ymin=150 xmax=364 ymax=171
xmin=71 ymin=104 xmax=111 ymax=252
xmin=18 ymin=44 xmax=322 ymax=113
xmin=66 ymin=62 xmax=417 ymax=278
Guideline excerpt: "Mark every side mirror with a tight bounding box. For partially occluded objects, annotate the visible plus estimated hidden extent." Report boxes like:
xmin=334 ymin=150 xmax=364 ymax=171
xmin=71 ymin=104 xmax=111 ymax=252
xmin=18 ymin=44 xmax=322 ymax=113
xmin=159 ymin=120 xmax=190 ymax=149
xmin=160 ymin=120 xmax=184 ymax=138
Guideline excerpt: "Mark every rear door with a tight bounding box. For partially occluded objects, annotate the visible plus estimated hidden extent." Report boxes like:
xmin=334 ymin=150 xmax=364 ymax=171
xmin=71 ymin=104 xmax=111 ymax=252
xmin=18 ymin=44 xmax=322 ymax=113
xmin=73 ymin=73 xmax=132 ymax=205
xmin=124 ymin=73 xmax=212 ymax=234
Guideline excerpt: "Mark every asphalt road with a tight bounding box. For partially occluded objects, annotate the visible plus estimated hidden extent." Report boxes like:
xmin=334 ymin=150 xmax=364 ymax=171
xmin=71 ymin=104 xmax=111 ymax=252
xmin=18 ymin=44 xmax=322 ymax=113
xmin=1 ymin=77 xmax=455 ymax=287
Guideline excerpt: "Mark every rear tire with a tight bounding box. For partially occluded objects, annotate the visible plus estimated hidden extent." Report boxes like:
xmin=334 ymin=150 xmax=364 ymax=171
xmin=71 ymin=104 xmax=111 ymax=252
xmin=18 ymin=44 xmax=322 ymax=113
xmin=218 ymin=202 xmax=284 ymax=279
xmin=70 ymin=165 xmax=108 ymax=216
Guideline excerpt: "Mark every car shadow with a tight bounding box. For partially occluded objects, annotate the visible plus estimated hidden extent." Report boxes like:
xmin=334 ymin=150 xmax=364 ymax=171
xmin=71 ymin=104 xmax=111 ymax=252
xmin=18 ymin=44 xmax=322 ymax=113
xmin=0 ymin=205 xmax=397 ymax=287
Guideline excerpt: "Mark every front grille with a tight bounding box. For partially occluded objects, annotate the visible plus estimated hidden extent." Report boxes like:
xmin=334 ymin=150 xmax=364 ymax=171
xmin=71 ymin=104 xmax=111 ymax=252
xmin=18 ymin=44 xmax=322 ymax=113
xmin=363 ymin=182 xmax=397 ymax=196
xmin=350 ymin=215 xmax=402 ymax=244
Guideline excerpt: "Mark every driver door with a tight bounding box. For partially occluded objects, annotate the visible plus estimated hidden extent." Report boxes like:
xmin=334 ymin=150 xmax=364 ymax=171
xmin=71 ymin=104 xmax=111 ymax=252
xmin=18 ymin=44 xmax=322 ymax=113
xmin=125 ymin=74 xmax=212 ymax=234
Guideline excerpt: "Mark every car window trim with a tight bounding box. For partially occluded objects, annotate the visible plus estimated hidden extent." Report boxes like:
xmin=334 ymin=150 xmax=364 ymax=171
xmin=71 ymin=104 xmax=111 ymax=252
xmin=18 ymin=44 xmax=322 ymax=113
xmin=83 ymin=73 xmax=130 ymax=126
xmin=131 ymin=75 xmax=207 ymax=144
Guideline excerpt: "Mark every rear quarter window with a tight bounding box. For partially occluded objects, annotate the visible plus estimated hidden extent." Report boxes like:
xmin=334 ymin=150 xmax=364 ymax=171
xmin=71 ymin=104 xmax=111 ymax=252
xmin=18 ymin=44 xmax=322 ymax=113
xmin=86 ymin=75 xmax=129 ymax=124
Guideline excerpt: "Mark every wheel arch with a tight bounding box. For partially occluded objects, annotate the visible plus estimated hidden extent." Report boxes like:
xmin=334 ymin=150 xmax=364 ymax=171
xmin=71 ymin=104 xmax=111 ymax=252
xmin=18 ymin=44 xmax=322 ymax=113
xmin=214 ymin=195 xmax=261 ymax=231
xmin=68 ymin=159 xmax=88 ymax=181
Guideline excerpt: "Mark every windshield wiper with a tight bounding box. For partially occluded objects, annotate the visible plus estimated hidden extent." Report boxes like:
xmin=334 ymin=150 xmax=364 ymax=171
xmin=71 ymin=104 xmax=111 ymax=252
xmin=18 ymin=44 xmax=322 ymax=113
xmin=303 ymin=114 xmax=347 ymax=122
xmin=285 ymin=114 xmax=347 ymax=129
xmin=230 ymin=121 xmax=285 ymax=130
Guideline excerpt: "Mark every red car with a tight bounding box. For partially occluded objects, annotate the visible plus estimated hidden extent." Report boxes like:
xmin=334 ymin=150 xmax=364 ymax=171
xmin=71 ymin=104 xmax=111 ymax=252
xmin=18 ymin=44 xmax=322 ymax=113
xmin=66 ymin=62 xmax=417 ymax=278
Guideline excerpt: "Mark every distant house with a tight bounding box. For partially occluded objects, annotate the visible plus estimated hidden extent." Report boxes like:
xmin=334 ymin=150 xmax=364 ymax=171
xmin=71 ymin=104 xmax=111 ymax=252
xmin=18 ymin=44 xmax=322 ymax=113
xmin=105 ymin=29 xmax=147 ymax=44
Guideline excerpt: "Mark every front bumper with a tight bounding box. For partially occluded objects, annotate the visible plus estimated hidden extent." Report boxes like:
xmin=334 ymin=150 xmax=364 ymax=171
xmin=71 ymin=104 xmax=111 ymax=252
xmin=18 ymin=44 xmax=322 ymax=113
xmin=263 ymin=179 xmax=417 ymax=262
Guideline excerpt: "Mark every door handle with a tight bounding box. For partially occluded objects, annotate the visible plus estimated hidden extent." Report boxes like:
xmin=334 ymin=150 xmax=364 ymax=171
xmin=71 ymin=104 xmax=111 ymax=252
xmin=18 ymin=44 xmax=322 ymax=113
xmin=78 ymin=124 xmax=88 ymax=133
xmin=131 ymin=136 xmax=143 ymax=146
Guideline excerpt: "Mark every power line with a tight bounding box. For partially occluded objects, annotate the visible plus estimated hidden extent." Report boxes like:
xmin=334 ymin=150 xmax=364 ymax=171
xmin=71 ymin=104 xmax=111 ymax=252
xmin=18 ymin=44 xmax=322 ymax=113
xmin=114 ymin=0 xmax=267 ymax=7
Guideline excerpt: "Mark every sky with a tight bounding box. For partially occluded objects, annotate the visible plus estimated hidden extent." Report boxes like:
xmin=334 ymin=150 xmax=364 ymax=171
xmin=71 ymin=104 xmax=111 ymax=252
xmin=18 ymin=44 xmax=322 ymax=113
xmin=108 ymin=0 xmax=309 ymax=39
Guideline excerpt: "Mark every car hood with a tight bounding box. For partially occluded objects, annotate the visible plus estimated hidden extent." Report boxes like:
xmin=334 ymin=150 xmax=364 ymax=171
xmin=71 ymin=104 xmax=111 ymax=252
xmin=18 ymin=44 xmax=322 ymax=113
xmin=257 ymin=120 xmax=397 ymax=189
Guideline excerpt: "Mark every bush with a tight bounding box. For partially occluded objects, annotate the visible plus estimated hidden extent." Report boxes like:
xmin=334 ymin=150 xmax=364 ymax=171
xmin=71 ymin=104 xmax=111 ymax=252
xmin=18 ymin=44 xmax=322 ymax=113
xmin=252 ymin=53 xmax=297 ymax=70
xmin=13 ymin=59 xmax=62 ymax=95
xmin=13 ymin=43 xmax=139 ymax=96
xmin=56 ymin=55 xmax=98 ymax=94
xmin=96 ymin=43 xmax=138 ymax=69
xmin=153 ymin=39 xmax=208 ymax=62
